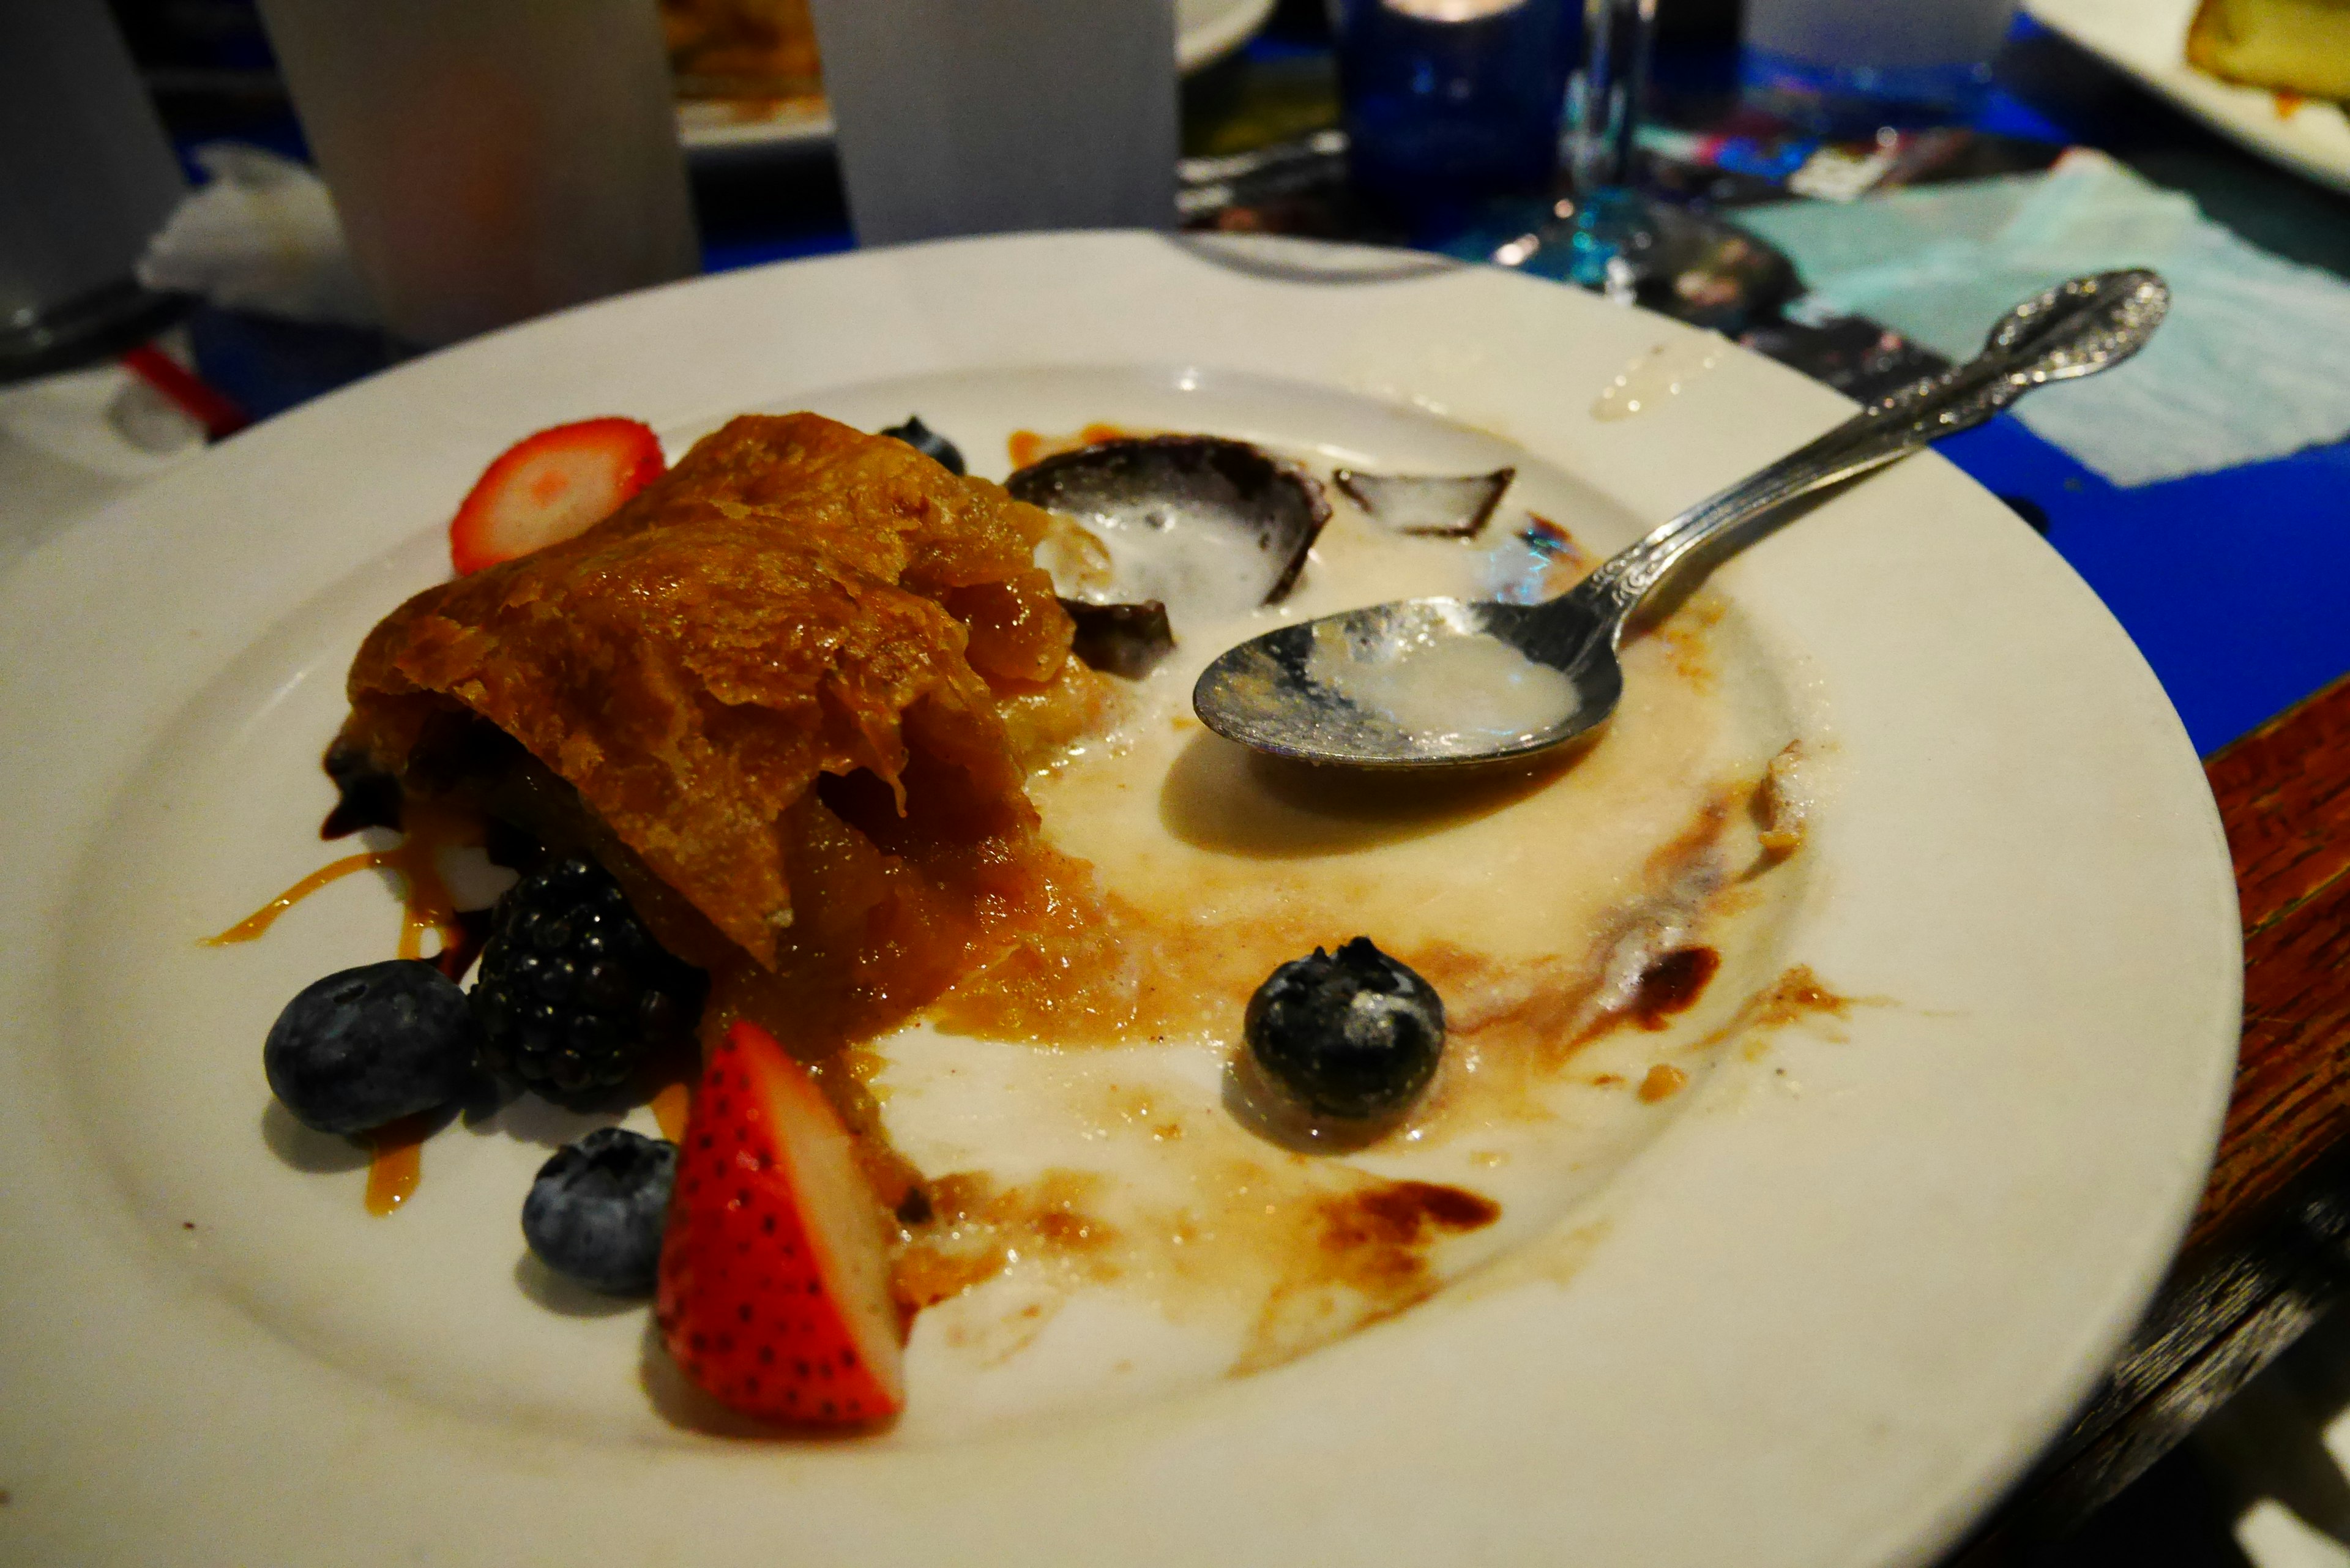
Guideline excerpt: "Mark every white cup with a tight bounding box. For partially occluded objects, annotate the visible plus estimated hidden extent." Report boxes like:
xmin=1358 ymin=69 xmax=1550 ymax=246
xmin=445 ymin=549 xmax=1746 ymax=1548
xmin=0 ymin=0 xmax=185 ymax=329
xmin=255 ymin=0 xmax=700 ymax=348
xmin=807 ymin=0 xmax=1179 ymax=247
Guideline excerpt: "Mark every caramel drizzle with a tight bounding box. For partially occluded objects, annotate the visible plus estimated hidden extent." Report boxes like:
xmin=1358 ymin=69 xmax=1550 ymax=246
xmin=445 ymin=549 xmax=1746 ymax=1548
xmin=364 ymin=1114 xmax=433 ymax=1215
xmin=203 ymin=801 xmax=480 ymax=960
xmin=649 ymin=1080 xmax=693 ymax=1143
xmin=207 ymin=803 xmax=485 ymax=1211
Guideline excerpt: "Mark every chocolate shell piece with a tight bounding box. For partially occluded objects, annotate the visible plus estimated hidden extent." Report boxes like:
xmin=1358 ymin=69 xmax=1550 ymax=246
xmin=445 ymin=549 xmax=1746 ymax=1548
xmin=1058 ymin=598 xmax=1176 ymax=680
xmin=1007 ymin=436 xmax=1330 ymax=617
xmin=1334 ymin=467 xmax=1515 ymax=539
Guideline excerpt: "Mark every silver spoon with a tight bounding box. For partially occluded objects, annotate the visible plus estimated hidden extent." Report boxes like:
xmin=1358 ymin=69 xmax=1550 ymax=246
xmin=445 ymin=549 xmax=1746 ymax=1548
xmin=1192 ymin=269 xmax=2169 ymax=770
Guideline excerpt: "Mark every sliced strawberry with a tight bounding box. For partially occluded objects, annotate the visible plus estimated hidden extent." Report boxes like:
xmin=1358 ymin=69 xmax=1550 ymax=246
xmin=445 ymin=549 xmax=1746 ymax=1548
xmin=655 ymin=1020 xmax=906 ymax=1424
xmin=447 ymin=417 xmax=664 ymax=575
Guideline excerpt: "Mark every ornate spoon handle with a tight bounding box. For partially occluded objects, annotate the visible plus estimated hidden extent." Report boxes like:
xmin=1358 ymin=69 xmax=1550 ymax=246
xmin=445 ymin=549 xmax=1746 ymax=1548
xmin=1568 ymin=269 xmax=2169 ymax=632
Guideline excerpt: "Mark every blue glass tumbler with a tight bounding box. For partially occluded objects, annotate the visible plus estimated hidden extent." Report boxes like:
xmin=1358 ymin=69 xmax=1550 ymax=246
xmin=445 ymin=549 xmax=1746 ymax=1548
xmin=1333 ymin=0 xmax=1581 ymax=217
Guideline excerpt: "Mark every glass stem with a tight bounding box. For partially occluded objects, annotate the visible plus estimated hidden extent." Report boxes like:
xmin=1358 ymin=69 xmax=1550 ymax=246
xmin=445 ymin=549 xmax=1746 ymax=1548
xmin=1572 ymin=0 xmax=1657 ymax=195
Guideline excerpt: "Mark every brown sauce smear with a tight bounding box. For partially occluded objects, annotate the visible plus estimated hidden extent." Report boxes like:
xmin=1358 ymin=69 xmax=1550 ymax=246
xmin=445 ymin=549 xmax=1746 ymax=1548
xmin=1239 ymin=1176 xmax=1500 ymax=1373
xmin=893 ymin=1169 xmax=1121 ymax=1315
xmin=920 ymin=775 xmax=1761 ymax=1168
xmin=891 ymin=1160 xmax=1501 ymax=1375
xmin=1701 ymin=965 xmax=1862 ymax=1061
xmin=1630 ymin=946 xmax=1721 ymax=1029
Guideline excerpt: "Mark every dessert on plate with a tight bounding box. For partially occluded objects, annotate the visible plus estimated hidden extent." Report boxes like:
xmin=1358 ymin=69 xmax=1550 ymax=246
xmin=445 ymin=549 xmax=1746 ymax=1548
xmin=238 ymin=403 xmax=1815 ymax=1435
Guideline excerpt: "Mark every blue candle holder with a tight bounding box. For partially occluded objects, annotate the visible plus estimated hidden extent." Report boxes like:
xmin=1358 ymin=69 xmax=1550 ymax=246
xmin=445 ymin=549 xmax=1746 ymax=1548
xmin=1332 ymin=0 xmax=1581 ymax=218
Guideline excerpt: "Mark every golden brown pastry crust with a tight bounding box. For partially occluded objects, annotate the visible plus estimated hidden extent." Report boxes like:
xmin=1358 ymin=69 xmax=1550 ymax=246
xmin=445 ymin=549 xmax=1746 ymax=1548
xmin=661 ymin=0 xmax=822 ymax=100
xmin=343 ymin=413 xmax=1073 ymax=973
xmin=2188 ymin=0 xmax=2350 ymax=100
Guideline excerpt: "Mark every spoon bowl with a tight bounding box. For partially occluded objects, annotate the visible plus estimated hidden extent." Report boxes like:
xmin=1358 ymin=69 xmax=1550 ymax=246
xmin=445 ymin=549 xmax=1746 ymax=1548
xmin=1195 ymin=596 xmax=1622 ymax=767
xmin=1193 ymin=269 xmax=2170 ymax=770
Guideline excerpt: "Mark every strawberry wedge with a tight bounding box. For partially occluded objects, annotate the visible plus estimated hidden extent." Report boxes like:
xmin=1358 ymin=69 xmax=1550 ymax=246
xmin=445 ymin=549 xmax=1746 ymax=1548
xmin=447 ymin=417 xmax=664 ymax=575
xmin=656 ymin=1020 xmax=906 ymax=1424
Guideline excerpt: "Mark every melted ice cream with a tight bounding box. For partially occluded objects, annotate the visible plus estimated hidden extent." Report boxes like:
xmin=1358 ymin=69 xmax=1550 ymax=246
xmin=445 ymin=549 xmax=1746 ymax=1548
xmin=1304 ymin=613 xmax=1580 ymax=744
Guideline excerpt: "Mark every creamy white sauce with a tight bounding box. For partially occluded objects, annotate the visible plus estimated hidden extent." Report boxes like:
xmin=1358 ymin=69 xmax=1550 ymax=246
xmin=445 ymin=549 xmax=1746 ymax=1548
xmin=1303 ymin=611 xmax=1580 ymax=743
xmin=1089 ymin=520 xmax=1281 ymax=626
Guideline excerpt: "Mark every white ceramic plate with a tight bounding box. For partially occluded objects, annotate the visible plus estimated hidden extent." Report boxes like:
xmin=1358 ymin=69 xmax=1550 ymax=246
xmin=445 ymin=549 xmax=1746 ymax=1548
xmin=2026 ymin=0 xmax=2350 ymax=196
xmin=0 ymin=232 xmax=2239 ymax=1567
xmin=677 ymin=0 xmax=1278 ymax=155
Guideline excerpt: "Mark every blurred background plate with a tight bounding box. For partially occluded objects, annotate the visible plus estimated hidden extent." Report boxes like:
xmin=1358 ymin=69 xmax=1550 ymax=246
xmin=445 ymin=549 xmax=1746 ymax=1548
xmin=676 ymin=0 xmax=1278 ymax=155
xmin=2024 ymin=0 xmax=2350 ymax=196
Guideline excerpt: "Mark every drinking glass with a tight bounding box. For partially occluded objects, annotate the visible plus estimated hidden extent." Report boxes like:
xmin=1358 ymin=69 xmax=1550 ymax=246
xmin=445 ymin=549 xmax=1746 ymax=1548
xmin=1558 ymin=0 xmax=1660 ymax=295
xmin=254 ymin=0 xmax=700 ymax=348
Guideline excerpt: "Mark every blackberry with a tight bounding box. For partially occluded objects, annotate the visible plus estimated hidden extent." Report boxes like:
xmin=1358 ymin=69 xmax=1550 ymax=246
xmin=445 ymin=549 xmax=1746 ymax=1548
xmin=471 ymin=856 xmax=704 ymax=1097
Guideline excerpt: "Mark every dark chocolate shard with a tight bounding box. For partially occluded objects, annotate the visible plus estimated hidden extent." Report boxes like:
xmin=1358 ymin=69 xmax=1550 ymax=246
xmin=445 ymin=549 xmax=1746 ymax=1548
xmin=1334 ymin=466 xmax=1515 ymax=539
xmin=321 ymin=734 xmax=402 ymax=839
xmin=879 ymin=414 xmax=965 ymax=476
xmin=1007 ymin=435 xmax=1330 ymax=615
xmin=1058 ymin=597 xmax=1176 ymax=679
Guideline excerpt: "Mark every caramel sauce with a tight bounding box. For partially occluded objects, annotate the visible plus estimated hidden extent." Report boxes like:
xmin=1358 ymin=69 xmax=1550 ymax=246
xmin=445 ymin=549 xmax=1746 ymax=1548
xmin=205 ymin=799 xmax=483 ymax=964
xmin=1695 ymin=965 xmax=1868 ymax=1066
xmin=1006 ymin=422 xmax=1140 ymax=471
xmin=205 ymin=851 xmax=385 ymax=946
xmin=650 ymin=1080 xmax=693 ymax=1143
xmin=212 ymin=802 xmax=489 ymax=1215
xmin=1637 ymin=1064 xmax=1689 ymax=1103
xmin=364 ymin=1113 xmax=433 ymax=1214
xmin=1729 ymin=965 xmax=1857 ymax=1036
xmin=922 ymin=773 xmax=1753 ymax=1155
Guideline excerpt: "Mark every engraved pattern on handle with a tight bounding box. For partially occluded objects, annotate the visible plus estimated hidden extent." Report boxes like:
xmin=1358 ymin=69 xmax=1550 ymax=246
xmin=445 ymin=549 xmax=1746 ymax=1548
xmin=1565 ymin=270 xmax=2169 ymax=635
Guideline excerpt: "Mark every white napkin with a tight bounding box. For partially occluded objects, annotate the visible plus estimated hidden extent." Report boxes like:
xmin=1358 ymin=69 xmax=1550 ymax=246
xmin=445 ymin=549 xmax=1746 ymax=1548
xmin=136 ymin=142 xmax=377 ymax=329
xmin=1736 ymin=151 xmax=2350 ymax=486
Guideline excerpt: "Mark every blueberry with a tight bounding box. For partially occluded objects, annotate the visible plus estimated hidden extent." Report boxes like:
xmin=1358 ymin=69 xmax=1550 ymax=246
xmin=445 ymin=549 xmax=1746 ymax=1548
xmin=521 ymin=1127 xmax=677 ymax=1294
xmin=879 ymin=414 xmax=965 ymax=476
xmin=264 ymin=959 xmax=481 ymax=1135
xmin=1245 ymin=938 xmax=1445 ymax=1121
